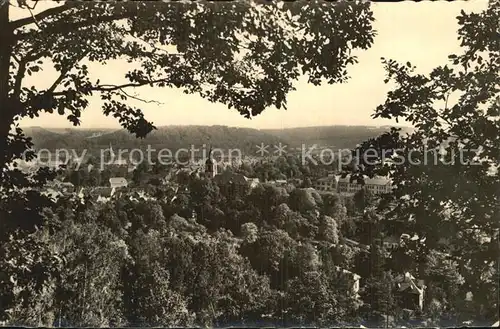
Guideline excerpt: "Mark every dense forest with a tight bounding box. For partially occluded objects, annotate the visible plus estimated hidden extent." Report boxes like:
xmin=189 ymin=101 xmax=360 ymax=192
xmin=21 ymin=125 xmax=404 ymax=155
xmin=3 ymin=172 xmax=492 ymax=327
xmin=262 ymin=126 xmax=414 ymax=149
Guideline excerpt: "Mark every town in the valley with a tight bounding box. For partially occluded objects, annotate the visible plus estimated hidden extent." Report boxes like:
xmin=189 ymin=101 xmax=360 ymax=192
xmin=11 ymin=142 xmax=462 ymax=324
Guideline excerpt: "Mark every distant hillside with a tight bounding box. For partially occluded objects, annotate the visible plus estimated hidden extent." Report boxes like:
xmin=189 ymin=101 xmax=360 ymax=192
xmin=21 ymin=127 xmax=116 ymax=151
xmin=262 ymin=125 xmax=414 ymax=149
xmin=93 ymin=125 xmax=286 ymax=154
xmin=20 ymin=125 xmax=413 ymax=157
xmin=21 ymin=125 xmax=286 ymax=157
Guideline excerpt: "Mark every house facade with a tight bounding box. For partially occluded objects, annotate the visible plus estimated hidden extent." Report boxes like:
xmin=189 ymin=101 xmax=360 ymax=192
xmin=337 ymin=175 xmax=392 ymax=195
xmin=335 ymin=266 xmax=362 ymax=297
xmin=394 ymin=272 xmax=425 ymax=311
xmin=337 ymin=175 xmax=362 ymax=194
xmin=364 ymin=176 xmax=393 ymax=194
xmin=314 ymin=174 xmax=338 ymax=192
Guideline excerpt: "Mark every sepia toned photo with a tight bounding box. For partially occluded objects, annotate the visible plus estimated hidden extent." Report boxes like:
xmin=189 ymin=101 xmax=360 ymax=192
xmin=0 ymin=0 xmax=498 ymax=328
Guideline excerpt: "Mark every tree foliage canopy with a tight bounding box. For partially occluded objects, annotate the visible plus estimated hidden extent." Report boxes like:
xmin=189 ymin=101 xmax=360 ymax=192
xmin=351 ymin=1 xmax=499 ymax=322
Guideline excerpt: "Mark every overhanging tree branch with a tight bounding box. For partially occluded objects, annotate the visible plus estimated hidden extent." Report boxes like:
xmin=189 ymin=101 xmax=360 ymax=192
xmin=9 ymin=3 xmax=75 ymax=29
xmin=91 ymin=79 xmax=168 ymax=92
xmin=48 ymin=79 xmax=168 ymax=99
xmin=48 ymin=50 xmax=90 ymax=93
xmin=14 ymin=11 xmax=138 ymax=40
xmin=27 ymin=7 xmax=42 ymax=30
xmin=47 ymin=68 xmax=70 ymax=93
xmin=117 ymin=89 xmax=164 ymax=105
xmin=12 ymin=48 xmax=51 ymax=99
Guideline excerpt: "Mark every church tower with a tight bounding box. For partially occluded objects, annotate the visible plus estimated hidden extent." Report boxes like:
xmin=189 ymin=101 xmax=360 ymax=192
xmin=109 ymin=143 xmax=115 ymax=158
xmin=205 ymin=145 xmax=218 ymax=178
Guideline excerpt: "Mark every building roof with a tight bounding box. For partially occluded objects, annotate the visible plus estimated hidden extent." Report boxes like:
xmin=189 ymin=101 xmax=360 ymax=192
xmin=338 ymin=174 xmax=391 ymax=186
xmin=334 ymin=266 xmax=361 ymax=280
xmin=317 ymin=176 xmax=337 ymax=182
xmin=338 ymin=175 xmax=354 ymax=184
xmin=395 ymin=272 xmax=424 ymax=294
xmin=365 ymin=176 xmax=392 ymax=186
xmin=344 ymin=238 xmax=370 ymax=251
xmin=109 ymin=177 xmax=127 ymax=185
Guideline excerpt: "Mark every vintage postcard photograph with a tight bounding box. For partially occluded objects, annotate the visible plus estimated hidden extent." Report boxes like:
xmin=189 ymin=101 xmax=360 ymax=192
xmin=0 ymin=0 xmax=498 ymax=327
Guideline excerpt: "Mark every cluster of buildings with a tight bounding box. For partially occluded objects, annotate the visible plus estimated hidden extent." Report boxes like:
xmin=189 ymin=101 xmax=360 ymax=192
xmin=346 ymin=237 xmax=425 ymax=312
xmin=35 ymin=147 xmax=425 ymax=314
xmin=203 ymin=148 xmax=262 ymax=194
xmin=337 ymin=269 xmax=425 ymax=312
xmin=314 ymin=173 xmax=392 ymax=195
xmin=40 ymin=176 xmax=130 ymax=202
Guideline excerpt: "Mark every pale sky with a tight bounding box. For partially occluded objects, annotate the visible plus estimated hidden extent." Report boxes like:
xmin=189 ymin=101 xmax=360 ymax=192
xmin=15 ymin=0 xmax=489 ymax=130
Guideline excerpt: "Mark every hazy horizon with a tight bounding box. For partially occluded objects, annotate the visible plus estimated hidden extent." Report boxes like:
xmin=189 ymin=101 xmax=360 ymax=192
xmin=14 ymin=1 xmax=489 ymax=130
xmin=22 ymin=123 xmax=413 ymax=131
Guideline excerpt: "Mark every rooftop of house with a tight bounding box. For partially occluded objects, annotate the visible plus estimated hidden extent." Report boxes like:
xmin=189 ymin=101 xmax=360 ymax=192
xmin=337 ymin=175 xmax=355 ymax=184
xmin=337 ymin=174 xmax=391 ymax=186
xmin=109 ymin=177 xmax=127 ymax=185
xmin=365 ymin=176 xmax=392 ymax=186
xmin=334 ymin=266 xmax=361 ymax=280
xmin=395 ymin=272 xmax=425 ymax=294
xmin=317 ymin=176 xmax=338 ymax=182
xmin=344 ymin=238 xmax=370 ymax=251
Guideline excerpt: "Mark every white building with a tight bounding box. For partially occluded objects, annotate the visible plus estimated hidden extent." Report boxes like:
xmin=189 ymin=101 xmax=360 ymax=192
xmin=314 ymin=174 xmax=338 ymax=192
xmin=337 ymin=174 xmax=392 ymax=195
xmin=109 ymin=177 xmax=128 ymax=189
xmin=364 ymin=176 xmax=393 ymax=194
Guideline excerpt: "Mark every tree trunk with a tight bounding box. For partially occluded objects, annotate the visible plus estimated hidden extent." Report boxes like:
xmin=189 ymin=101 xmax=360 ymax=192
xmin=0 ymin=1 xmax=14 ymax=181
